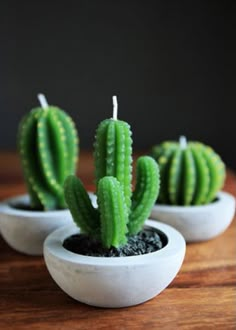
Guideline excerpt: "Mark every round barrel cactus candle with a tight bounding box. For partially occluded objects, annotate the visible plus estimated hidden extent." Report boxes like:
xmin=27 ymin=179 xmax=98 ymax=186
xmin=151 ymin=136 xmax=226 ymax=206
xmin=18 ymin=94 xmax=79 ymax=210
xmin=150 ymin=136 xmax=235 ymax=242
xmin=64 ymin=96 xmax=160 ymax=248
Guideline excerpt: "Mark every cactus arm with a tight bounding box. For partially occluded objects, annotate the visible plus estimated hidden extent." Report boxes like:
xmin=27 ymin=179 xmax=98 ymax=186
xmin=18 ymin=109 xmax=57 ymax=210
xmin=37 ymin=112 xmax=64 ymax=200
xmin=128 ymin=156 xmax=160 ymax=235
xmin=182 ymin=148 xmax=196 ymax=205
xmin=190 ymin=144 xmax=210 ymax=205
xmin=64 ymin=175 xmax=100 ymax=237
xmin=94 ymin=119 xmax=132 ymax=210
xmin=168 ymin=148 xmax=183 ymax=205
xmin=202 ymin=145 xmax=226 ymax=203
xmin=47 ymin=108 xmax=68 ymax=185
xmin=97 ymin=176 xmax=128 ymax=248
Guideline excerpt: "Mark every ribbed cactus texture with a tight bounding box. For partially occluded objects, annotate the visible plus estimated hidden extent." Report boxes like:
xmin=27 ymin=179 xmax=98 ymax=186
xmin=94 ymin=119 xmax=132 ymax=211
xmin=151 ymin=138 xmax=225 ymax=206
xmin=64 ymin=103 xmax=160 ymax=249
xmin=18 ymin=99 xmax=79 ymax=210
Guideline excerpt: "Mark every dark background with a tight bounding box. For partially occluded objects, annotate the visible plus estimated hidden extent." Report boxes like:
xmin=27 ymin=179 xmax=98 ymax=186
xmin=0 ymin=1 xmax=235 ymax=169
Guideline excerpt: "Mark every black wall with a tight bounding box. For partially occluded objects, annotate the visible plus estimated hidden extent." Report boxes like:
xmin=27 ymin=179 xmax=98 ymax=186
xmin=0 ymin=1 xmax=235 ymax=169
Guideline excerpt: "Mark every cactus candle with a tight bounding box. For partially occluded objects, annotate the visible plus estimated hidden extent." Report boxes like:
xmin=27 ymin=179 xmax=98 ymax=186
xmin=44 ymin=97 xmax=187 ymax=308
xmin=151 ymin=136 xmax=226 ymax=206
xmin=64 ymin=96 xmax=160 ymax=249
xmin=150 ymin=136 xmax=235 ymax=242
xmin=18 ymin=94 xmax=79 ymax=210
xmin=0 ymin=94 xmax=79 ymax=255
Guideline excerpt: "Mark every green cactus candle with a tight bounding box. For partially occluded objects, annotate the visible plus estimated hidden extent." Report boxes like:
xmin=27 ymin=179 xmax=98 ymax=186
xmin=64 ymin=96 xmax=160 ymax=249
xmin=151 ymin=136 xmax=225 ymax=206
xmin=18 ymin=94 xmax=79 ymax=210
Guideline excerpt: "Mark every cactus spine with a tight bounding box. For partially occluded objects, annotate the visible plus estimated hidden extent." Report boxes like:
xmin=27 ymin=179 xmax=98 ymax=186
xmin=18 ymin=94 xmax=79 ymax=210
xmin=151 ymin=137 xmax=225 ymax=206
xmin=64 ymin=96 xmax=160 ymax=249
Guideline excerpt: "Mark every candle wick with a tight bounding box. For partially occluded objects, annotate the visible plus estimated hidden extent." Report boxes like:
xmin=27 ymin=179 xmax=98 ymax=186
xmin=37 ymin=93 xmax=49 ymax=110
xmin=112 ymin=95 xmax=118 ymax=120
xmin=179 ymin=135 xmax=187 ymax=149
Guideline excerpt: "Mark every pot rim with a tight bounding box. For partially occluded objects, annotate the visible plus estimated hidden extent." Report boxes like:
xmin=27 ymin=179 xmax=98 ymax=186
xmin=153 ymin=191 xmax=234 ymax=213
xmin=44 ymin=220 xmax=186 ymax=266
xmin=0 ymin=194 xmax=70 ymax=217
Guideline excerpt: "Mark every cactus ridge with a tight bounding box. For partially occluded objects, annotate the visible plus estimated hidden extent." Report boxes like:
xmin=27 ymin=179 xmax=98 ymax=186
xmin=18 ymin=106 xmax=79 ymax=210
xmin=190 ymin=146 xmax=210 ymax=204
xmin=182 ymin=148 xmax=196 ymax=205
xmin=64 ymin=119 xmax=160 ymax=249
xmin=151 ymin=141 xmax=225 ymax=206
xmin=156 ymin=146 xmax=175 ymax=204
xmin=168 ymin=148 xmax=183 ymax=205
xmin=55 ymin=108 xmax=79 ymax=174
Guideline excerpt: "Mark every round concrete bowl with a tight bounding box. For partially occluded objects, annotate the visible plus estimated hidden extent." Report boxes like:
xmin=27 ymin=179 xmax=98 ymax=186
xmin=0 ymin=195 xmax=73 ymax=255
xmin=43 ymin=220 xmax=186 ymax=308
xmin=151 ymin=191 xmax=236 ymax=242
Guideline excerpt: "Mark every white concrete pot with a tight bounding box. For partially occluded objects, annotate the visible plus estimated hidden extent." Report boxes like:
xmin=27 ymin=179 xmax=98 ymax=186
xmin=43 ymin=220 xmax=186 ymax=308
xmin=151 ymin=191 xmax=236 ymax=242
xmin=0 ymin=195 xmax=73 ymax=255
xmin=88 ymin=191 xmax=97 ymax=207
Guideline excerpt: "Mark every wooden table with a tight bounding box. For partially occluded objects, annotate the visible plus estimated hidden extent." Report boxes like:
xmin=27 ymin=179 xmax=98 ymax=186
xmin=0 ymin=151 xmax=235 ymax=329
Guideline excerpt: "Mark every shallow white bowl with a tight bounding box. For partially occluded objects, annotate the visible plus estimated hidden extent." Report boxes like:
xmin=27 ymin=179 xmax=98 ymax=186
xmin=151 ymin=191 xmax=235 ymax=242
xmin=43 ymin=220 xmax=186 ymax=308
xmin=0 ymin=195 xmax=73 ymax=255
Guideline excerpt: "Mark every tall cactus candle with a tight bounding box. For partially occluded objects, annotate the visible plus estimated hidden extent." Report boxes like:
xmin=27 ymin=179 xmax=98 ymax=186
xmin=18 ymin=94 xmax=79 ymax=210
xmin=151 ymin=136 xmax=225 ymax=206
xmin=64 ymin=96 xmax=160 ymax=249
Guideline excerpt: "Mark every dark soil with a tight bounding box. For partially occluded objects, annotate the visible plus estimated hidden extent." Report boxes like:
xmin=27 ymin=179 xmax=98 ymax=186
xmin=10 ymin=202 xmax=44 ymax=211
xmin=10 ymin=202 xmax=65 ymax=212
xmin=63 ymin=228 xmax=168 ymax=257
xmin=155 ymin=196 xmax=218 ymax=206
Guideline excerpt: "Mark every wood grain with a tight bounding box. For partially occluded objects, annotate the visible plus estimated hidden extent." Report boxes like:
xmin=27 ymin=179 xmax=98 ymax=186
xmin=0 ymin=151 xmax=236 ymax=330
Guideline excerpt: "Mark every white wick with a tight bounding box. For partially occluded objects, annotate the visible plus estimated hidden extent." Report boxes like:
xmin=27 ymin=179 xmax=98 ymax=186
xmin=37 ymin=93 xmax=49 ymax=110
xmin=112 ymin=95 xmax=118 ymax=120
xmin=179 ymin=135 xmax=187 ymax=149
